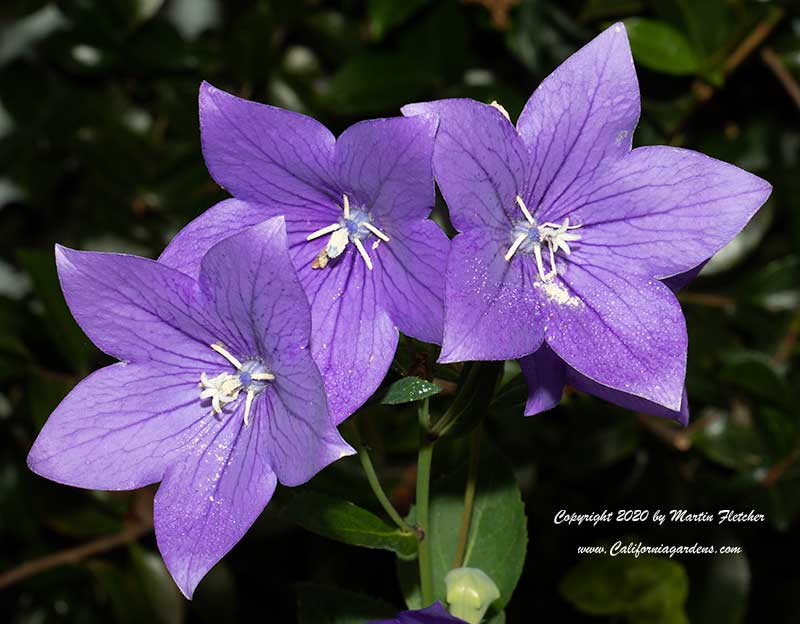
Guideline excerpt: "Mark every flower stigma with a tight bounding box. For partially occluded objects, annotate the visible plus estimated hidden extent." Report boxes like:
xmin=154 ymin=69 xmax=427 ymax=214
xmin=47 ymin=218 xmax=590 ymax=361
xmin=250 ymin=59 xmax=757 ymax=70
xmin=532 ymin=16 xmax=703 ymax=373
xmin=306 ymin=194 xmax=390 ymax=271
xmin=504 ymin=195 xmax=582 ymax=281
xmin=199 ymin=342 xmax=274 ymax=426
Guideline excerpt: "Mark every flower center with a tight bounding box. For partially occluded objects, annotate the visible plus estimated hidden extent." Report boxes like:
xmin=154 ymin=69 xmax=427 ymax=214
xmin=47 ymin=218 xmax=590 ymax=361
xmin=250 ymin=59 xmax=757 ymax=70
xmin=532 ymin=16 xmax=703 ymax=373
xmin=199 ymin=343 xmax=274 ymax=426
xmin=306 ymin=194 xmax=390 ymax=271
xmin=504 ymin=195 xmax=582 ymax=281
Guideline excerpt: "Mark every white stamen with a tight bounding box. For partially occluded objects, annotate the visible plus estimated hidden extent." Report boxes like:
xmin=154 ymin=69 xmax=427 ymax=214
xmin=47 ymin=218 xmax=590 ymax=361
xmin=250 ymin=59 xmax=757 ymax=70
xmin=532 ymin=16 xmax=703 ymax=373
xmin=211 ymin=343 xmax=242 ymax=369
xmin=504 ymin=233 xmax=528 ymax=262
xmin=326 ymin=228 xmax=349 ymax=259
xmin=548 ymin=243 xmax=556 ymax=277
xmin=353 ymin=238 xmax=373 ymax=270
xmin=490 ymin=100 xmax=511 ymax=121
xmin=309 ymin=193 xmax=390 ymax=270
xmin=307 ymin=223 xmax=342 ymax=241
xmin=200 ymin=372 xmax=242 ymax=415
xmin=515 ymin=195 xmax=534 ymax=224
xmin=200 ymin=343 xmax=274 ymax=426
xmin=533 ymin=243 xmax=547 ymax=281
xmin=364 ymin=222 xmax=390 ymax=242
xmin=243 ymin=390 xmax=255 ymax=426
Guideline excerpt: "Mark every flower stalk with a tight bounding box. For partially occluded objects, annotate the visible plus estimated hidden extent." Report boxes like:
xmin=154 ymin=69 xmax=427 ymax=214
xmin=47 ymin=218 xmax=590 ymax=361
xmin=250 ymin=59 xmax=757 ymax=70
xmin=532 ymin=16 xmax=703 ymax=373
xmin=452 ymin=425 xmax=482 ymax=569
xmin=416 ymin=397 xmax=435 ymax=606
xmin=347 ymin=419 xmax=415 ymax=534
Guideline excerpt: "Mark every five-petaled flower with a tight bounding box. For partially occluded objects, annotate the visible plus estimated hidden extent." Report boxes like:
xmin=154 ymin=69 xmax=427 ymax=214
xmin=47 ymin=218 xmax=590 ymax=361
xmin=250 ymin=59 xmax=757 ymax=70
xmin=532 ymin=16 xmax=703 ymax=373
xmin=27 ymin=218 xmax=354 ymax=598
xmin=159 ymin=82 xmax=450 ymax=425
xmin=403 ymin=23 xmax=771 ymax=422
xmin=370 ymin=603 xmax=466 ymax=624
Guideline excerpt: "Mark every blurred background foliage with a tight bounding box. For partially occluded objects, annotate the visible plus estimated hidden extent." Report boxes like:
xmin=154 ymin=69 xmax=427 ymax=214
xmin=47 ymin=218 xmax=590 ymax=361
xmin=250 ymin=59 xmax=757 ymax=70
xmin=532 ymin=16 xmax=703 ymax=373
xmin=1 ymin=0 xmax=800 ymax=622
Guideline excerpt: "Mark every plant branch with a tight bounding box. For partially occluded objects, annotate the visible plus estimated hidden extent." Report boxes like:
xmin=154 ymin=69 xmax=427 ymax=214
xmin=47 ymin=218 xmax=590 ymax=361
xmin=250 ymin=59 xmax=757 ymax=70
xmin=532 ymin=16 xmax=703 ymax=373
xmin=669 ymin=7 xmax=783 ymax=143
xmin=452 ymin=426 xmax=482 ymax=569
xmin=773 ymin=306 xmax=800 ymax=365
xmin=761 ymin=46 xmax=800 ymax=109
xmin=0 ymin=489 xmax=153 ymax=589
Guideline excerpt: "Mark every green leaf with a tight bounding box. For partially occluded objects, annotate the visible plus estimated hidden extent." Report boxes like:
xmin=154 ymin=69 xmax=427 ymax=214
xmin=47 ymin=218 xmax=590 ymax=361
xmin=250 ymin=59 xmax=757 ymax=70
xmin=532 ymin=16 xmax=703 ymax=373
xmin=368 ymin=0 xmax=430 ymax=40
xmin=29 ymin=368 xmax=75 ymax=429
xmin=688 ymin=548 xmax=749 ymax=623
xmin=719 ymin=351 xmax=791 ymax=408
xmin=625 ymin=18 xmax=699 ymax=76
xmin=296 ymin=584 xmax=395 ymax=624
xmin=130 ymin=546 xmax=185 ymax=624
xmin=561 ymin=548 xmax=689 ymax=622
xmin=382 ymin=376 xmax=442 ymax=405
xmin=284 ymin=491 xmax=418 ymax=559
xmin=17 ymin=248 xmax=96 ymax=372
xmin=320 ymin=54 xmax=436 ymax=115
xmin=398 ymin=443 xmax=526 ymax=610
xmin=692 ymin=409 xmax=767 ymax=472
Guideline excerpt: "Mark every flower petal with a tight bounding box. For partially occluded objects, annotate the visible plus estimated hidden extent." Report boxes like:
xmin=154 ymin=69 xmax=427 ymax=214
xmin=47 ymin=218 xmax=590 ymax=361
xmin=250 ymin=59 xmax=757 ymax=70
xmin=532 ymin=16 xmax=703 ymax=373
xmin=569 ymin=146 xmax=772 ymax=279
xmin=334 ymin=116 xmax=437 ymax=223
xmin=543 ymin=260 xmax=687 ymax=410
xmin=370 ymin=602 xmax=465 ymax=623
xmin=301 ymin=250 xmax=398 ymax=424
xmin=516 ymin=23 xmax=640 ymax=222
xmin=256 ymin=376 xmax=354 ymax=487
xmin=440 ymin=229 xmax=544 ymax=363
xmin=374 ymin=219 xmax=448 ymax=345
xmin=195 ymin=217 xmax=312 ymax=358
xmin=154 ymin=409 xmax=277 ymax=598
xmin=199 ymin=82 xmax=338 ymax=210
xmin=519 ymin=344 xmax=566 ymax=416
xmin=159 ymin=199 xmax=273 ymax=280
xmin=27 ymin=362 xmax=204 ymax=490
xmin=401 ymin=98 xmax=529 ymax=232
xmin=663 ymin=263 xmax=705 ymax=292
xmin=568 ymin=369 xmax=689 ymax=425
xmin=56 ymin=245 xmax=215 ymax=366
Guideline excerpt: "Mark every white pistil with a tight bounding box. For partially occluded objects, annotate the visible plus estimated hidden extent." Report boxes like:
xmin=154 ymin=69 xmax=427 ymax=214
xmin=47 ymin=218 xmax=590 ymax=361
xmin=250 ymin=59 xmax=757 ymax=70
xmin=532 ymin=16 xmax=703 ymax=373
xmin=308 ymin=193 xmax=390 ymax=271
xmin=353 ymin=238 xmax=373 ymax=270
xmin=200 ymin=343 xmax=274 ymax=426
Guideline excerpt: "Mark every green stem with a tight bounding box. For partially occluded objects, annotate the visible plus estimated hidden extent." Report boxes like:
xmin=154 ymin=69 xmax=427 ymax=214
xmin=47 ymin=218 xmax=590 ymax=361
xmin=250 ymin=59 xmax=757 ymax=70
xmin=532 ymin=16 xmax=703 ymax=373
xmin=416 ymin=397 xmax=435 ymax=606
xmin=347 ymin=420 xmax=414 ymax=534
xmin=452 ymin=425 xmax=482 ymax=569
xmin=430 ymin=362 xmax=482 ymax=438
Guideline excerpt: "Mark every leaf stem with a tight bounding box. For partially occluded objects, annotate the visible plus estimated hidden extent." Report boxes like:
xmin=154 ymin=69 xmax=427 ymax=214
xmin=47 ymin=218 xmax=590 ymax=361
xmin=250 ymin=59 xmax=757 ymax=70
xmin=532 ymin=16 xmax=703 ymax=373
xmin=416 ymin=397 xmax=435 ymax=606
xmin=347 ymin=420 xmax=414 ymax=534
xmin=452 ymin=425 xmax=482 ymax=569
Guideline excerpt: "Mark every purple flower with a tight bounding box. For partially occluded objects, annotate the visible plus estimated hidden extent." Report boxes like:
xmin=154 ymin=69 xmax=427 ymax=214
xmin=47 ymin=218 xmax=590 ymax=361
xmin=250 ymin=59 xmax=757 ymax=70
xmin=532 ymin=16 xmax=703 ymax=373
xmin=27 ymin=217 xmax=353 ymax=598
xmin=370 ymin=603 xmax=466 ymax=624
xmin=403 ymin=24 xmax=771 ymax=421
xmin=159 ymin=83 xmax=449 ymax=424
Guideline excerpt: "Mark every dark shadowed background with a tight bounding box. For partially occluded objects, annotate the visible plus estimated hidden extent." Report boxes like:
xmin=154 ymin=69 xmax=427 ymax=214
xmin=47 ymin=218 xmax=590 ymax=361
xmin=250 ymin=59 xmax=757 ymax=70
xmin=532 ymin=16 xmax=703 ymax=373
xmin=1 ymin=0 xmax=800 ymax=622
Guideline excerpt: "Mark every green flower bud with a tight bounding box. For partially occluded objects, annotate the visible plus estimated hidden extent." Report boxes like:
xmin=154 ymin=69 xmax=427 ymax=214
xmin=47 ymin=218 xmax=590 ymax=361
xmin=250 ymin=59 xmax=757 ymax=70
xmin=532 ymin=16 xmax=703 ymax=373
xmin=445 ymin=567 xmax=501 ymax=624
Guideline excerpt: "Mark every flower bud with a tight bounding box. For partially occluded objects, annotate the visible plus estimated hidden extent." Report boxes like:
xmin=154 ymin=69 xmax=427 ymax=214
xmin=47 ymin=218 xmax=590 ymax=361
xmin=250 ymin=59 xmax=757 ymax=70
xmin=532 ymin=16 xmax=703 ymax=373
xmin=444 ymin=567 xmax=500 ymax=624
